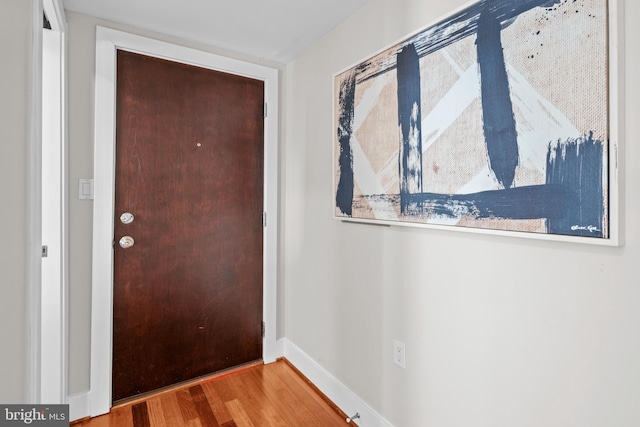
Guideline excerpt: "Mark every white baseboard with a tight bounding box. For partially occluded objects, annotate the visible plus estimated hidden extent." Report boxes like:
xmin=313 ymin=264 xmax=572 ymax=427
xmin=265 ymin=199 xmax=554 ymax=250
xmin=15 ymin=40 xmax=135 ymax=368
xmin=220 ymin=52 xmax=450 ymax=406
xmin=275 ymin=336 xmax=285 ymax=358
xmin=69 ymin=340 xmax=392 ymax=426
xmin=279 ymin=338 xmax=393 ymax=427
xmin=68 ymin=391 xmax=90 ymax=422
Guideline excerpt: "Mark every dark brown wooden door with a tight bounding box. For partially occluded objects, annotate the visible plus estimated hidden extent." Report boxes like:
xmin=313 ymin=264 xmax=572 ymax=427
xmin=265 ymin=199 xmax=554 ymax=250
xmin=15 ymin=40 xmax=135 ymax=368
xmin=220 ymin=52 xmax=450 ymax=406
xmin=112 ymin=50 xmax=264 ymax=402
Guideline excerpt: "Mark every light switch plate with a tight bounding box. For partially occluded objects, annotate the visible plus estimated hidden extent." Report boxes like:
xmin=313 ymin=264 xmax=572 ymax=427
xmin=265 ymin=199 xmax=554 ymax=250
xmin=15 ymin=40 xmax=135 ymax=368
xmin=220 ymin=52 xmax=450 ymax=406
xmin=79 ymin=178 xmax=94 ymax=200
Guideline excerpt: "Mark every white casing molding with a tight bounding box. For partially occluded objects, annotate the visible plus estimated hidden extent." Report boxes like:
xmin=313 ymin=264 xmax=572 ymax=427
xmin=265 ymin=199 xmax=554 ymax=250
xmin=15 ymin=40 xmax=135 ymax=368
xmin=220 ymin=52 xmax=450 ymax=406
xmin=41 ymin=0 xmax=68 ymax=406
xmin=29 ymin=0 xmax=44 ymax=404
xmin=68 ymin=392 xmax=90 ymax=422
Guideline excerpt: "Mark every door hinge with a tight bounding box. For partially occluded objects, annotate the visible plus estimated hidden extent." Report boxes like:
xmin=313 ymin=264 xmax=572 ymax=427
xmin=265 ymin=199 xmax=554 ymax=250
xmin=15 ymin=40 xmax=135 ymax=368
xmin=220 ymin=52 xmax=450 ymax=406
xmin=262 ymin=211 xmax=267 ymax=228
xmin=263 ymin=102 xmax=268 ymax=118
xmin=261 ymin=321 xmax=265 ymax=338
xmin=42 ymin=245 xmax=48 ymax=258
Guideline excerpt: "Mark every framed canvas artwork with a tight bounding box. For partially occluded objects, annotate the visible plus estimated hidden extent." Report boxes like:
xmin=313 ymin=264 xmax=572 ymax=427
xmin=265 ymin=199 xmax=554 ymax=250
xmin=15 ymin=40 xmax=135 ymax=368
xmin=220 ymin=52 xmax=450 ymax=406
xmin=333 ymin=0 xmax=622 ymax=245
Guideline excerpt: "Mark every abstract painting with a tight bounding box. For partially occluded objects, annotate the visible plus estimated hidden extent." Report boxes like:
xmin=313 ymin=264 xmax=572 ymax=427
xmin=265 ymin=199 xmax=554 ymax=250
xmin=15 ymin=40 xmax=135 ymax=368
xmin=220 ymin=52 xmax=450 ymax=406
xmin=334 ymin=0 xmax=614 ymax=240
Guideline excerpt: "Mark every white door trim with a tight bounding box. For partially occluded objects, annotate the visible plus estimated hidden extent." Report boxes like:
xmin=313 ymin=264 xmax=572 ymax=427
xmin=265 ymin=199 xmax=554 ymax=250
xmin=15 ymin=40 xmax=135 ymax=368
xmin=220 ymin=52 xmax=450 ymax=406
xmin=41 ymin=0 xmax=68 ymax=404
xmin=31 ymin=0 xmax=68 ymax=405
xmin=29 ymin=0 xmax=44 ymax=404
xmin=90 ymin=27 xmax=279 ymax=417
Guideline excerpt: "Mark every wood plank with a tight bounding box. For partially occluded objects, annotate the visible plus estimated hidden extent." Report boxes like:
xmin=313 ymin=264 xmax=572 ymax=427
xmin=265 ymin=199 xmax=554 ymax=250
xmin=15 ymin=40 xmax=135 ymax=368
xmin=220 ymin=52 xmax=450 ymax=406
xmin=157 ymin=391 xmax=185 ymax=427
xmin=274 ymin=362 xmax=349 ymax=425
xmin=131 ymin=402 xmax=151 ymax=427
xmin=109 ymin=405 xmax=134 ymax=427
xmin=206 ymin=373 xmax=236 ymax=403
xmin=146 ymin=396 xmax=168 ymax=427
xmin=70 ymin=414 xmax=109 ymax=427
xmin=189 ymin=385 xmax=221 ymax=427
xmin=256 ymin=366 xmax=324 ymax=426
xmin=244 ymin=368 xmax=290 ymax=421
xmin=280 ymin=360 xmax=354 ymax=423
xmin=255 ymin=402 xmax=289 ymax=427
xmin=219 ymin=369 xmax=264 ymax=425
xmin=200 ymin=379 xmax=235 ymax=425
xmin=276 ymin=368 xmax=347 ymax=425
xmin=224 ymin=399 xmax=254 ymax=427
xmin=176 ymin=387 xmax=200 ymax=423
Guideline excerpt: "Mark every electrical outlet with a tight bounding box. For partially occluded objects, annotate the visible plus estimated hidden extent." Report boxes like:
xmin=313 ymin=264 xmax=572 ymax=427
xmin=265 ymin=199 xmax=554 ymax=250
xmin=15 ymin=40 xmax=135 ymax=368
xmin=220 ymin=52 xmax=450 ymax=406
xmin=393 ymin=340 xmax=406 ymax=369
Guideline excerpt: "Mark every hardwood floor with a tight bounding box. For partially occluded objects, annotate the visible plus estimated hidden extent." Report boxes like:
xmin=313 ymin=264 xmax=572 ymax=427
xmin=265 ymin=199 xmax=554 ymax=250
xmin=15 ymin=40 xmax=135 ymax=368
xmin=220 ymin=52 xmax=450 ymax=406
xmin=72 ymin=359 xmax=353 ymax=427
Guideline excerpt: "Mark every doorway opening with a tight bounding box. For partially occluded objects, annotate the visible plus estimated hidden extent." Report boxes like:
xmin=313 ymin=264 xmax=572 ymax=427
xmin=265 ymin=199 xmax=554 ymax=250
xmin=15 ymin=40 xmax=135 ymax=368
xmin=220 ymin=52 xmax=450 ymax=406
xmin=90 ymin=27 xmax=279 ymax=417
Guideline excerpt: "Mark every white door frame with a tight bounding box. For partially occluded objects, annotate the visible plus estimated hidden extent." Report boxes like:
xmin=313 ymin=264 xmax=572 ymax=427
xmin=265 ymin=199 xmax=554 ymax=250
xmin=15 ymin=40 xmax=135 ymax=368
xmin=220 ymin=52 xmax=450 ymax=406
xmin=41 ymin=0 xmax=68 ymax=405
xmin=90 ymin=27 xmax=279 ymax=417
xmin=31 ymin=0 xmax=68 ymax=405
xmin=28 ymin=0 xmax=44 ymax=404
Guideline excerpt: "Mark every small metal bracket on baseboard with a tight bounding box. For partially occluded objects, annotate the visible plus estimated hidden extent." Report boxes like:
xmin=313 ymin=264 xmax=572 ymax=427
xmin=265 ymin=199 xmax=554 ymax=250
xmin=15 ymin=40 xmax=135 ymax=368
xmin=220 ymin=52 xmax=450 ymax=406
xmin=346 ymin=412 xmax=360 ymax=423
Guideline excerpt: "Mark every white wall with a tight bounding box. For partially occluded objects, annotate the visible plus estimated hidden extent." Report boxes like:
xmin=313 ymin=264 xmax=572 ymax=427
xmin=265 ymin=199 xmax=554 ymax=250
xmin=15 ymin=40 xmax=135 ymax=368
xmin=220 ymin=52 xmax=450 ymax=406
xmin=0 ymin=0 xmax=33 ymax=403
xmin=284 ymin=0 xmax=640 ymax=426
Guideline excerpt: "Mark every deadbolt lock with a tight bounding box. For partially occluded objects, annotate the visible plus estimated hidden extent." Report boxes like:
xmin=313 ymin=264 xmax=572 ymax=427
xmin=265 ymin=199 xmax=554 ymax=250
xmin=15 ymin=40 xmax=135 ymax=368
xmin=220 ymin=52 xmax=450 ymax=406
xmin=120 ymin=212 xmax=135 ymax=224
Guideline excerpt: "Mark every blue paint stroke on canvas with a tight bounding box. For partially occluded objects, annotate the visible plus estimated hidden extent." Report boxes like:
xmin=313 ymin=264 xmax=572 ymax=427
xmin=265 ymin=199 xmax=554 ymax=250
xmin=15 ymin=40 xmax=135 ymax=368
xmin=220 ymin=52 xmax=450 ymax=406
xmin=476 ymin=6 xmax=519 ymax=189
xmin=396 ymin=43 xmax=424 ymax=214
xmin=335 ymin=70 xmax=357 ymax=216
xmin=356 ymin=0 xmax=562 ymax=84
xmin=404 ymin=184 xmax=571 ymax=220
xmin=546 ymin=133 xmax=605 ymax=237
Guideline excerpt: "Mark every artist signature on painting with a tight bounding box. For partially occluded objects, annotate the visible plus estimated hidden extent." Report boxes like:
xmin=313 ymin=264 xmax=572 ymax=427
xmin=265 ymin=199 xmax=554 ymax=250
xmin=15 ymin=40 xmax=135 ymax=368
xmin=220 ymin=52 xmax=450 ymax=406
xmin=571 ymin=225 xmax=601 ymax=233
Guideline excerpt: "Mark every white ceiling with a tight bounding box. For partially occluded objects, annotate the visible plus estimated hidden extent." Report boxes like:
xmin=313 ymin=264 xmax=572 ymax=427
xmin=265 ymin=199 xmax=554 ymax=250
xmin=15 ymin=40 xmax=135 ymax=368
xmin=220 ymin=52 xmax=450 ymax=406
xmin=61 ymin=0 xmax=368 ymax=63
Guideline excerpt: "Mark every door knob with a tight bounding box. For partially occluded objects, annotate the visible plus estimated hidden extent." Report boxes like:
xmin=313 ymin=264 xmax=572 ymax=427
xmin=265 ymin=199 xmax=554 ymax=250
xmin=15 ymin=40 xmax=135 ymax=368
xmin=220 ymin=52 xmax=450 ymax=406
xmin=119 ymin=236 xmax=135 ymax=249
xmin=120 ymin=212 xmax=134 ymax=224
